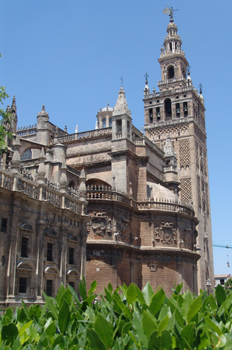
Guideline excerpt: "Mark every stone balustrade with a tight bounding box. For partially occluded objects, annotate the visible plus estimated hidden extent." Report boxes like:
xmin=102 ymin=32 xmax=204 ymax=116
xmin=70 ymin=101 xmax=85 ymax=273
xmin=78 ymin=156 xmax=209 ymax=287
xmin=17 ymin=124 xmax=37 ymax=136
xmin=137 ymin=199 xmax=194 ymax=216
xmin=51 ymin=127 xmax=112 ymax=145
xmin=0 ymin=168 xmax=85 ymax=215
xmin=86 ymin=185 xmax=194 ymax=216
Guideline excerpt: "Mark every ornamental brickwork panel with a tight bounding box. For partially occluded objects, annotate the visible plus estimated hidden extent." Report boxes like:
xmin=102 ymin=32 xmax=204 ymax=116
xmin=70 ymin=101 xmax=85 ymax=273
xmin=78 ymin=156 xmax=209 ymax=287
xmin=179 ymin=139 xmax=190 ymax=168
xmin=151 ymin=124 xmax=189 ymax=138
xmin=180 ymin=178 xmax=192 ymax=204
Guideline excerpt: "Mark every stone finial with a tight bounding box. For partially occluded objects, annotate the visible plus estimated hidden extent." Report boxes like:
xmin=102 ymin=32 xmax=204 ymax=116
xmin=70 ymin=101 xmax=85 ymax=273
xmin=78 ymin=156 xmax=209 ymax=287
xmin=11 ymin=95 xmax=17 ymax=112
xmin=59 ymin=160 xmax=68 ymax=193
xmin=95 ymin=121 xmax=98 ymax=130
xmin=144 ymin=72 xmax=150 ymax=96
xmin=37 ymin=105 xmax=49 ymax=118
xmin=37 ymin=147 xmax=46 ymax=184
xmin=11 ymin=135 xmax=21 ymax=174
xmin=79 ymin=169 xmax=86 ymax=200
xmin=75 ymin=125 xmax=78 ymax=134
xmin=112 ymin=86 xmax=130 ymax=117
xmin=64 ymin=126 xmax=67 ymax=133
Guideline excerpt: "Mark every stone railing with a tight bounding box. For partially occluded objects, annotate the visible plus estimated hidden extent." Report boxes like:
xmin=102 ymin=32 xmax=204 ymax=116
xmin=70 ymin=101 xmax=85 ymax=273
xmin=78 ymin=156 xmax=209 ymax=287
xmin=86 ymin=185 xmax=194 ymax=216
xmin=86 ymin=186 xmax=133 ymax=207
xmin=17 ymin=125 xmax=37 ymax=136
xmin=0 ymin=168 xmax=85 ymax=215
xmin=51 ymin=127 xmax=112 ymax=145
xmin=137 ymin=198 xmax=194 ymax=216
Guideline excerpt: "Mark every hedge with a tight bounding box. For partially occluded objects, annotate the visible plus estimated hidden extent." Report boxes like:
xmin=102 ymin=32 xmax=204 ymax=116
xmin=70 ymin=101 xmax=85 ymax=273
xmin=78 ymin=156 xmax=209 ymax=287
xmin=1 ymin=278 xmax=232 ymax=349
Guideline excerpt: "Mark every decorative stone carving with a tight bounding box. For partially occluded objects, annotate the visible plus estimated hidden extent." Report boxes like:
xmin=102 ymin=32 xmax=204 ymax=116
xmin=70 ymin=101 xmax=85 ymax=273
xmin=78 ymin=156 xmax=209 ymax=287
xmin=88 ymin=213 xmax=112 ymax=237
xmin=154 ymin=222 xmax=177 ymax=245
xmin=149 ymin=263 xmax=157 ymax=272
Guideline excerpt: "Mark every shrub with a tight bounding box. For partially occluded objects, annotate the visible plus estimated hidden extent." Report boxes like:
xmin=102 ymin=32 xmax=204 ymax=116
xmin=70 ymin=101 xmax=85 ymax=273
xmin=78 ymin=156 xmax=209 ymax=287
xmin=1 ymin=279 xmax=232 ymax=349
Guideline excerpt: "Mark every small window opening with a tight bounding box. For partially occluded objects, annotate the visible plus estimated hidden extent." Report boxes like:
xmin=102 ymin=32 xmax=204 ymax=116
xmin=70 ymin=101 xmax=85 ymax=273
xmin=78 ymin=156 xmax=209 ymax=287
xmin=109 ymin=118 xmax=112 ymax=127
xmin=127 ymin=120 xmax=130 ymax=137
xmin=19 ymin=277 xmax=27 ymax=293
xmin=149 ymin=101 xmax=152 ymax=104
xmin=69 ymin=247 xmax=74 ymax=265
xmin=102 ymin=118 xmax=106 ymax=128
xmin=69 ymin=281 xmax=75 ymax=289
xmin=116 ymin=120 xmax=122 ymax=135
xmin=47 ymin=243 xmax=53 ymax=261
xmin=169 ymin=43 xmax=172 ymax=52
xmin=1 ymin=218 xmax=7 ymax=233
xmin=175 ymin=42 xmax=177 ymax=50
xmin=21 ymin=237 xmax=28 ymax=258
xmin=149 ymin=108 xmax=153 ymax=123
xmin=167 ymin=66 xmax=175 ymax=79
xmin=156 ymin=107 xmax=160 ymax=121
xmin=176 ymin=103 xmax=180 ymax=118
xmin=183 ymin=102 xmax=188 ymax=117
xmin=164 ymin=98 xmax=172 ymax=120
xmin=46 ymin=280 xmax=53 ymax=297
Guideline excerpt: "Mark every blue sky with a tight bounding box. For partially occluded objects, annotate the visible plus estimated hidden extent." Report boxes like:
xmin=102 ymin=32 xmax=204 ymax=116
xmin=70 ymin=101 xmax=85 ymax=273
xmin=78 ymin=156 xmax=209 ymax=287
xmin=1 ymin=0 xmax=232 ymax=275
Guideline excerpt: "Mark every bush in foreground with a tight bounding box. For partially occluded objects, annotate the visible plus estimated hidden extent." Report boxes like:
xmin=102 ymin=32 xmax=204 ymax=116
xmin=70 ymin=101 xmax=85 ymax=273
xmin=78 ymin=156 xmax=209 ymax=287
xmin=0 ymin=279 xmax=232 ymax=349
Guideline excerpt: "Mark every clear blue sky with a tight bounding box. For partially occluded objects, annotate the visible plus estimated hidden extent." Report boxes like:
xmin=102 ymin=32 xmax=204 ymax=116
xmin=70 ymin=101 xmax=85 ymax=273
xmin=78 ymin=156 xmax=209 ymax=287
xmin=1 ymin=0 xmax=232 ymax=275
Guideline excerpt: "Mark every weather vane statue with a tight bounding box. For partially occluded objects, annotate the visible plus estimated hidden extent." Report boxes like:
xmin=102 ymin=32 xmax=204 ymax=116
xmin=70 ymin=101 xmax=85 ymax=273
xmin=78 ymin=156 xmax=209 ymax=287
xmin=163 ymin=5 xmax=178 ymax=22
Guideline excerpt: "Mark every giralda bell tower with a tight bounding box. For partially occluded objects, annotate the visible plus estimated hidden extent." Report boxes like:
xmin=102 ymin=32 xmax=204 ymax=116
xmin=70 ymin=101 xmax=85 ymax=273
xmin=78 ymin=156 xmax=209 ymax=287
xmin=143 ymin=10 xmax=214 ymax=291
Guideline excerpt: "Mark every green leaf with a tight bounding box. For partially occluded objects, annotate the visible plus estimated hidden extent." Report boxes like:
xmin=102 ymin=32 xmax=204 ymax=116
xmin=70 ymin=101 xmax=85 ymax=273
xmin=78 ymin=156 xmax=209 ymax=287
xmin=148 ymin=330 xmax=172 ymax=350
xmin=122 ymin=322 xmax=132 ymax=336
xmin=43 ymin=292 xmax=58 ymax=320
xmin=94 ymin=313 xmax=113 ymax=349
xmin=126 ymin=284 xmax=137 ymax=304
xmin=142 ymin=282 xmax=154 ymax=306
xmin=4 ymin=308 xmax=13 ymax=320
xmin=19 ymin=320 xmax=33 ymax=336
xmin=88 ymin=280 xmax=97 ymax=296
xmin=68 ymin=284 xmax=81 ymax=306
xmin=215 ymin=284 xmax=226 ymax=306
xmin=142 ymin=310 xmax=157 ymax=338
xmin=150 ymin=288 xmax=165 ymax=316
xmin=56 ymin=283 xmax=66 ymax=305
xmin=205 ymin=317 xmax=222 ymax=336
xmin=157 ymin=315 xmax=169 ymax=335
xmin=108 ymin=283 xmax=113 ymax=293
xmin=187 ymin=295 xmax=202 ymax=323
xmin=87 ymin=328 xmax=106 ymax=350
xmin=59 ymin=287 xmax=73 ymax=308
xmin=132 ymin=311 xmax=148 ymax=347
xmin=132 ymin=283 xmax=145 ymax=304
xmin=1 ymin=323 xmax=19 ymax=346
xmin=58 ymin=300 xmax=70 ymax=334
xmin=181 ymin=322 xmax=196 ymax=348
xmin=79 ymin=279 xmax=87 ymax=300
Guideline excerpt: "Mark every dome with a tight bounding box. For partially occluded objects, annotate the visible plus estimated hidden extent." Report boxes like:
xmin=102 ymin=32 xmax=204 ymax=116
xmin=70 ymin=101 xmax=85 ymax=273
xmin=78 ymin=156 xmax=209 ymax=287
xmin=101 ymin=105 xmax=113 ymax=112
xmin=147 ymin=182 xmax=175 ymax=201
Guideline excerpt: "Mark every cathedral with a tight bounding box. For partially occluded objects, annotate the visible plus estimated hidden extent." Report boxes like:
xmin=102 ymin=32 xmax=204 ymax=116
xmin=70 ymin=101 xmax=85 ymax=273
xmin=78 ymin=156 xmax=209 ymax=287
xmin=0 ymin=13 xmax=213 ymax=306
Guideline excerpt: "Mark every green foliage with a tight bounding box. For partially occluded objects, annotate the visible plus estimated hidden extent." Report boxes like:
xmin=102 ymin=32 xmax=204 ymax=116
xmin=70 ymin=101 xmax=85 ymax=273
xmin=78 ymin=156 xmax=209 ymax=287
xmin=224 ymin=278 xmax=232 ymax=295
xmin=0 ymin=84 xmax=12 ymax=153
xmin=1 ymin=282 xmax=232 ymax=349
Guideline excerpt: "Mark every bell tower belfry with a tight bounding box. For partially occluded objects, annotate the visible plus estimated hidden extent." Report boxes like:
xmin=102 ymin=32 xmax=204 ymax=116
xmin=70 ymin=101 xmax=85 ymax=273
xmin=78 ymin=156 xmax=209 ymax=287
xmin=144 ymin=12 xmax=214 ymax=292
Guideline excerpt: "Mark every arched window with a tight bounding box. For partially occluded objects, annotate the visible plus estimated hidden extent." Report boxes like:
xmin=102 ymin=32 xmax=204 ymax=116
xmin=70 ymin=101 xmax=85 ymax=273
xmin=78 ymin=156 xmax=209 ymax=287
xmin=167 ymin=66 xmax=174 ymax=79
xmin=21 ymin=149 xmax=32 ymax=161
xmin=102 ymin=118 xmax=106 ymax=128
xmin=164 ymin=98 xmax=172 ymax=120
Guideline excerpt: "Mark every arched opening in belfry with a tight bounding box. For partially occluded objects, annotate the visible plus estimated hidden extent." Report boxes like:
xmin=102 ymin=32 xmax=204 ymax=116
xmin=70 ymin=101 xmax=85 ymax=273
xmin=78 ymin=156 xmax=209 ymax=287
xmin=164 ymin=98 xmax=172 ymax=120
xmin=167 ymin=66 xmax=175 ymax=79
